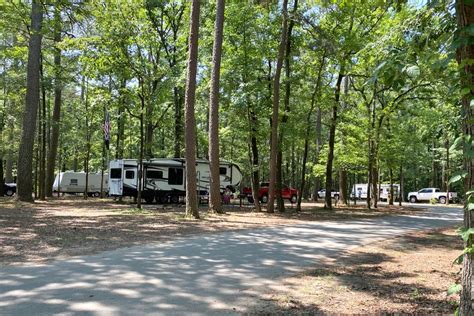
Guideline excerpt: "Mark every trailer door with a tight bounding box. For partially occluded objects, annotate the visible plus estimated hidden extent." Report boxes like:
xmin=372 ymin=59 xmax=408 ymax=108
xmin=109 ymin=161 xmax=124 ymax=196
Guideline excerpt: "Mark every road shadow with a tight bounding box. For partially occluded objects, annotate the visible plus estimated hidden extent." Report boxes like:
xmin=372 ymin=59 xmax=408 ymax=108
xmin=0 ymin=205 xmax=463 ymax=314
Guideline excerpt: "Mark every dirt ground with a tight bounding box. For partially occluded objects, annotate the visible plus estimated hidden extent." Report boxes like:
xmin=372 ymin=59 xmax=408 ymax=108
xmin=1 ymin=196 xmax=422 ymax=265
xmin=250 ymin=227 xmax=463 ymax=315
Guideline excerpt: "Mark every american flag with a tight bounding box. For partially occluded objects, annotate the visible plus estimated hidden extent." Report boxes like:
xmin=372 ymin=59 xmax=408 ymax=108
xmin=103 ymin=110 xmax=111 ymax=150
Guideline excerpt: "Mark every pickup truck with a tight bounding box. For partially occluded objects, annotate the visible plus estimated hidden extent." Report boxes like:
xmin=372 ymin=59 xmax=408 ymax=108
xmin=242 ymin=182 xmax=298 ymax=204
xmin=407 ymin=188 xmax=457 ymax=204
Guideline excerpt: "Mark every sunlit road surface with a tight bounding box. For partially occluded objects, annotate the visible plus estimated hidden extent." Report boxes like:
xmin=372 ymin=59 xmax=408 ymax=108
xmin=0 ymin=205 xmax=462 ymax=315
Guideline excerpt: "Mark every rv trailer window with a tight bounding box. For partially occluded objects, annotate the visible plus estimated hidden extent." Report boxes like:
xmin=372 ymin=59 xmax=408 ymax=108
xmin=168 ymin=168 xmax=183 ymax=185
xmin=70 ymin=179 xmax=78 ymax=186
xmin=110 ymin=168 xmax=122 ymax=179
xmin=147 ymin=170 xmax=163 ymax=179
xmin=125 ymin=170 xmax=134 ymax=179
xmin=219 ymin=167 xmax=227 ymax=175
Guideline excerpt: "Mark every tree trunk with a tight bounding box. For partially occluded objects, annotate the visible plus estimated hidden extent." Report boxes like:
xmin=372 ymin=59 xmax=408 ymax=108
xmin=184 ymin=0 xmax=200 ymax=219
xmin=83 ymin=78 xmax=90 ymax=200
xmin=389 ymin=167 xmax=394 ymax=205
xmin=276 ymin=0 xmax=297 ymax=213
xmin=5 ymin=117 xmax=14 ymax=183
xmin=46 ymin=5 xmax=62 ymax=198
xmin=456 ymin=1 xmax=474 ymax=314
xmin=324 ymin=71 xmax=344 ymax=210
xmin=267 ymin=0 xmax=288 ymax=213
xmin=17 ymin=1 xmax=43 ymax=202
xmin=115 ymin=79 xmax=126 ymax=159
xmin=137 ymin=93 xmax=145 ymax=209
xmin=313 ymin=105 xmax=322 ymax=201
xmin=39 ymin=58 xmax=46 ymax=201
xmin=338 ymin=169 xmax=347 ymax=206
xmin=174 ymin=87 xmax=183 ymax=158
xmin=399 ymin=164 xmax=403 ymax=206
xmin=208 ymin=0 xmax=225 ymax=214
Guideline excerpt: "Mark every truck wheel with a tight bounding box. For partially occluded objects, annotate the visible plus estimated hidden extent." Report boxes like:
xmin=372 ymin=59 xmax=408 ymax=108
xmin=170 ymin=195 xmax=179 ymax=204
xmin=247 ymin=196 xmax=254 ymax=203
xmin=289 ymin=195 xmax=297 ymax=204
xmin=93 ymin=192 xmax=100 ymax=198
xmin=409 ymin=196 xmax=417 ymax=203
xmin=334 ymin=194 xmax=339 ymax=200
xmin=261 ymin=194 xmax=268 ymax=204
xmin=438 ymin=196 xmax=447 ymax=204
xmin=5 ymin=189 xmax=14 ymax=196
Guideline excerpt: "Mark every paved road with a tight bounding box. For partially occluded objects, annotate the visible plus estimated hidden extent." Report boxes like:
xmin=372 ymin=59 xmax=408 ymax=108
xmin=0 ymin=205 xmax=463 ymax=315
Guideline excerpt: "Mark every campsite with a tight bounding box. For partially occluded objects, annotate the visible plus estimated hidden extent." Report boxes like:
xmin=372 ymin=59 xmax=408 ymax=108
xmin=0 ymin=0 xmax=473 ymax=315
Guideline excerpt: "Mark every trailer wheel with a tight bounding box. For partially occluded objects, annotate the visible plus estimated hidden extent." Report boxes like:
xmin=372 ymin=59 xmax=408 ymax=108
xmin=438 ymin=196 xmax=447 ymax=204
xmin=5 ymin=189 xmax=14 ymax=197
xmin=170 ymin=195 xmax=179 ymax=204
xmin=260 ymin=194 xmax=268 ymax=204
xmin=158 ymin=195 xmax=168 ymax=204
xmin=93 ymin=192 xmax=100 ymax=198
xmin=409 ymin=196 xmax=417 ymax=203
xmin=144 ymin=196 xmax=154 ymax=204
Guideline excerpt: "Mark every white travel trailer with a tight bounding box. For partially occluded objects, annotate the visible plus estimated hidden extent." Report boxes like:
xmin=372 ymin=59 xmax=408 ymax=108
xmin=53 ymin=171 xmax=108 ymax=196
xmin=351 ymin=183 xmax=400 ymax=201
xmin=108 ymin=158 xmax=243 ymax=204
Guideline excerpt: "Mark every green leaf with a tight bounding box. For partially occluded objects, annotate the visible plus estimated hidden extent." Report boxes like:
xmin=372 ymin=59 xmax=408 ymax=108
xmin=459 ymin=228 xmax=474 ymax=241
xmin=404 ymin=65 xmax=420 ymax=78
xmin=448 ymin=283 xmax=462 ymax=295
xmin=453 ymin=253 xmax=464 ymax=265
xmin=449 ymin=171 xmax=468 ymax=184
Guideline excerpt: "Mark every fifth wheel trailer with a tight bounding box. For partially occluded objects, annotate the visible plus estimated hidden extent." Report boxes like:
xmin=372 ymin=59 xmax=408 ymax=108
xmin=52 ymin=171 xmax=108 ymax=196
xmin=108 ymin=158 xmax=243 ymax=204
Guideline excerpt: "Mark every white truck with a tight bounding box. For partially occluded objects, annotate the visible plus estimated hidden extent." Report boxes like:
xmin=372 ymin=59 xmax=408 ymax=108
xmin=407 ymin=188 xmax=457 ymax=204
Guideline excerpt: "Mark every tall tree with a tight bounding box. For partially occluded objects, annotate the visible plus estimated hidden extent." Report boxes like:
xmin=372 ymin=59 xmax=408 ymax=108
xmin=46 ymin=4 xmax=62 ymax=197
xmin=184 ymin=0 xmax=200 ymax=219
xmin=16 ymin=1 xmax=43 ymax=202
xmin=456 ymin=1 xmax=473 ymax=314
xmin=208 ymin=0 xmax=225 ymax=214
xmin=267 ymin=0 xmax=288 ymax=213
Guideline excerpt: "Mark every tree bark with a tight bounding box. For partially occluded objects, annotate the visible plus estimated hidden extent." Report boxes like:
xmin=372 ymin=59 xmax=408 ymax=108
xmin=324 ymin=71 xmax=344 ymax=210
xmin=208 ymin=0 xmax=225 ymax=214
xmin=184 ymin=0 xmax=200 ymax=219
xmin=338 ymin=169 xmax=347 ymax=205
xmin=267 ymin=0 xmax=288 ymax=213
xmin=46 ymin=5 xmax=62 ymax=198
xmin=456 ymin=1 xmax=474 ymax=314
xmin=17 ymin=1 xmax=43 ymax=202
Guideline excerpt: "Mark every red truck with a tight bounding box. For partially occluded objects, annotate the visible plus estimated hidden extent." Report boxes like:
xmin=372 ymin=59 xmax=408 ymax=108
xmin=242 ymin=182 xmax=298 ymax=204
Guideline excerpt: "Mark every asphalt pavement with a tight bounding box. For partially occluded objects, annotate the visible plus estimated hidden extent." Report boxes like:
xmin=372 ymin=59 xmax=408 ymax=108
xmin=0 ymin=204 xmax=463 ymax=315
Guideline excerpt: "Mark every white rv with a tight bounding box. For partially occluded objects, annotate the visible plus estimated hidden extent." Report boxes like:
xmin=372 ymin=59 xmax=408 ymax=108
xmin=108 ymin=158 xmax=243 ymax=204
xmin=351 ymin=183 xmax=400 ymax=201
xmin=53 ymin=172 xmax=108 ymax=197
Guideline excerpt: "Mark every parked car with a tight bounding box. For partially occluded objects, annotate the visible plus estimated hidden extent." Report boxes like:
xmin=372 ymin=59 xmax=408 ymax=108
xmin=242 ymin=182 xmax=298 ymax=204
xmin=3 ymin=183 xmax=16 ymax=196
xmin=407 ymin=188 xmax=457 ymax=204
xmin=317 ymin=189 xmax=339 ymax=199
